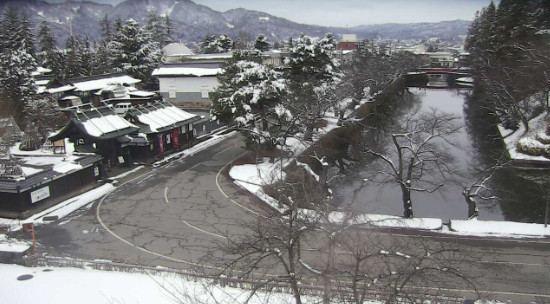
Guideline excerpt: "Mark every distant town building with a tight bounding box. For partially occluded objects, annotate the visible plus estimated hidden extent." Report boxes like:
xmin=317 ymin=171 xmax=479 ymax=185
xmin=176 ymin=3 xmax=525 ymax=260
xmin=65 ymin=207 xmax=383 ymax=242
xmin=337 ymin=34 xmax=358 ymax=51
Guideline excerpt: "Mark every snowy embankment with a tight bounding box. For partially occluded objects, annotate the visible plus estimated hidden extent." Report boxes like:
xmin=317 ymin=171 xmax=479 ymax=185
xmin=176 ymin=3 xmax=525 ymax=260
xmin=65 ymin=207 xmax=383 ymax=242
xmin=0 ymin=183 xmax=114 ymax=232
xmin=229 ymin=157 xmax=443 ymax=230
xmin=0 ymin=264 xmax=369 ymax=304
xmin=450 ymin=219 xmax=550 ymax=237
xmin=0 ymin=235 xmax=31 ymax=253
xmin=498 ymin=112 xmax=550 ymax=163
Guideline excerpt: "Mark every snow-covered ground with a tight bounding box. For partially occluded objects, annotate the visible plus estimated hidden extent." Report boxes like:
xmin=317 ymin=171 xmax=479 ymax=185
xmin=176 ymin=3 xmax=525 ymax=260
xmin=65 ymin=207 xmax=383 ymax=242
xmin=0 ymin=235 xmax=31 ymax=253
xmin=0 ymin=264 xmax=374 ymax=304
xmin=498 ymin=112 xmax=550 ymax=163
xmin=450 ymin=219 xmax=550 ymax=237
xmin=0 ymin=183 xmax=114 ymax=232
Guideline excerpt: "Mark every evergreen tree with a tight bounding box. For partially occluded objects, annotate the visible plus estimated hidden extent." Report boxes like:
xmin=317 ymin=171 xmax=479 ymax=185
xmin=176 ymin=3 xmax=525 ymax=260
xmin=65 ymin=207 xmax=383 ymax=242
xmin=146 ymin=11 xmax=165 ymax=45
xmin=64 ymin=35 xmax=83 ymax=79
xmin=108 ymin=19 xmax=161 ymax=89
xmin=80 ymin=36 xmax=93 ymax=76
xmin=200 ymin=34 xmax=221 ymax=53
xmin=91 ymin=42 xmax=112 ymax=75
xmin=164 ymin=15 xmax=174 ymax=45
xmin=38 ymin=21 xmax=63 ymax=78
xmin=219 ymin=34 xmax=232 ymax=52
xmin=19 ymin=13 xmax=36 ymax=58
xmin=284 ymin=33 xmax=342 ymax=140
xmin=254 ymin=34 xmax=270 ymax=52
xmin=100 ymin=14 xmax=111 ymax=42
xmin=0 ymin=48 xmax=38 ymax=125
xmin=218 ymin=34 xmax=233 ymax=52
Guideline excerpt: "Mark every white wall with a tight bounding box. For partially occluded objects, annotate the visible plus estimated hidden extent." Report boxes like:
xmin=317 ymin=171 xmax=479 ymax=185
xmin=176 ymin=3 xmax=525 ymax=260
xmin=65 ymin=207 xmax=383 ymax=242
xmin=159 ymin=77 xmax=219 ymax=94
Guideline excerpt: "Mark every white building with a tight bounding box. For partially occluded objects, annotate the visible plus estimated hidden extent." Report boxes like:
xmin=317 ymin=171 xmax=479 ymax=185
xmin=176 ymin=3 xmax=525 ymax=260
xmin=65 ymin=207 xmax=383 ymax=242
xmin=152 ymin=63 xmax=222 ymax=107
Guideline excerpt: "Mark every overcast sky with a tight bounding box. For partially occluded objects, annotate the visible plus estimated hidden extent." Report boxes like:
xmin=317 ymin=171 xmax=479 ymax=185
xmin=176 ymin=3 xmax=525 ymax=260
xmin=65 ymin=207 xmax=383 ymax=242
xmin=45 ymin=0 xmax=495 ymax=27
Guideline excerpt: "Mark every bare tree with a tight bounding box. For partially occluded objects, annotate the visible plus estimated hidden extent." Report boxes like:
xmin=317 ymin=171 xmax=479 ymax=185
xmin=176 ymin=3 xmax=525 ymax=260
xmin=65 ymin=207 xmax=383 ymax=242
xmin=361 ymin=108 xmax=464 ymax=218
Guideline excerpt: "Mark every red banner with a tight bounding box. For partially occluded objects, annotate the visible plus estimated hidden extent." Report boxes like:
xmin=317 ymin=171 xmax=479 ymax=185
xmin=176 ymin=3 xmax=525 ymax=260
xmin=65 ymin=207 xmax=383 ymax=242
xmin=159 ymin=134 xmax=164 ymax=155
xmin=172 ymin=128 xmax=180 ymax=148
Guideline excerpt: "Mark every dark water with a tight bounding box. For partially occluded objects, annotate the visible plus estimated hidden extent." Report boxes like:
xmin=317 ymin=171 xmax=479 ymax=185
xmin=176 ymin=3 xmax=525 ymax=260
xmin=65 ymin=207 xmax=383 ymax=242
xmin=332 ymin=87 xmax=550 ymax=223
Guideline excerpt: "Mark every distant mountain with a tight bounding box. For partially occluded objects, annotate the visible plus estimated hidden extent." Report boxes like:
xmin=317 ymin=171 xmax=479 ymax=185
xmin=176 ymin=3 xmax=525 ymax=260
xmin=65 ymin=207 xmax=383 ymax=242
xmin=351 ymin=20 xmax=472 ymax=41
xmin=0 ymin=0 xmax=470 ymax=45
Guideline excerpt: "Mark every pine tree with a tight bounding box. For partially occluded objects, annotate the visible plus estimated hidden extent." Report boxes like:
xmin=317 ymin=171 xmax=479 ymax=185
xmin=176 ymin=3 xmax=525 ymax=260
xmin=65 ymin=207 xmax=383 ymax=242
xmin=219 ymin=34 xmax=233 ymax=52
xmin=38 ymin=21 xmax=63 ymax=78
xmin=80 ymin=36 xmax=93 ymax=76
xmin=164 ymin=15 xmax=174 ymax=45
xmin=0 ymin=48 xmax=39 ymax=126
xmin=108 ymin=19 xmax=161 ymax=89
xmin=64 ymin=35 xmax=83 ymax=79
xmin=285 ymin=33 xmax=342 ymax=140
xmin=254 ymin=34 xmax=270 ymax=52
xmin=100 ymin=14 xmax=111 ymax=42
xmin=19 ymin=13 xmax=36 ymax=58
xmin=200 ymin=34 xmax=220 ymax=53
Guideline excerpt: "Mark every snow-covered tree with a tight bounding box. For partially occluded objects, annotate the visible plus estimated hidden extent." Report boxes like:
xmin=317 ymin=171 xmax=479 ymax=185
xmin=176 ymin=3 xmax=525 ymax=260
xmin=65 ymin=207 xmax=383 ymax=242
xmin=211 ymin=50 xmax=290 ymax=159
xmin=284 ymin=33 xmax=343 ymax=140
xmin=200 ymin=34 xmax=232 ymax=54
xmin=108 ymin=18 xmax=162 ymax=89
xmin=64 ymin=35 xmax=84 ymax=79
xmin=254 ymin=34 xmax=270 ymax=52
xmin=38 ymin=21 xmax=63 ymax=78
xmin=100 ymin=14 xmax=111 ymax=42
xmin=0 ymin=48 xmax=38 ymax=125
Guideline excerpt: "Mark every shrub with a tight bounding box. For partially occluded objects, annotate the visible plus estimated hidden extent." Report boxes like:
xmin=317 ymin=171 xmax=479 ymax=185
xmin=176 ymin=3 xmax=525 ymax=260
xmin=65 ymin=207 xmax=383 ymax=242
xmin=517 ymin=137 xmax=546 ymax=156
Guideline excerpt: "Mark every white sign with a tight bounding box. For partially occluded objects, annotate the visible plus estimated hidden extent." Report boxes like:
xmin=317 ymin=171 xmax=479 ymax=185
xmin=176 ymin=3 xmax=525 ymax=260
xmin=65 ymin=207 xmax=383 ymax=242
xmin=193 ymin=129 xmax=197 ymax=136
xmin=94 ymin=167 xmax=99 ymax=177
xmin=31 ymin=187 xmax=50 ymax=204
xmin=201 ymin=90 xmax=209 ymax=98
xmin=169 ymin=90 xmax=176 ymax=98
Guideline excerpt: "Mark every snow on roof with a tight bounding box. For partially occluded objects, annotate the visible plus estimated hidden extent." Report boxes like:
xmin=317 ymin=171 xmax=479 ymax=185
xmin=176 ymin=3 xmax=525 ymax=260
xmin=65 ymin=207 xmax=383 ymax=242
xmin=162 ymin=43 xmax=193 ymax=56
xmin=152 ymin=67 xmax=222 ymax=77
xmin=31 ymin=67 xmax=52 ymax=76
xmin=185 ymin=53 xmax=233 ymax=60
xmin=61 ymin=95 xmax=80 ymax=100
xmin=455 ymin=77 xmax=473 ymax=83
xmin=35 ymin=80 xmax=50 ymax=86
xmin=37 ymin=86 xmax=46 ymax=94
xmin=129 ymin=90 xmax=156 ymax=97
xmin=47 ymin=85 xmax=76 ymax=94
xmin=80 ymin=110 xmax=138 ymax=137
xmin=72 ymin=76 xmax=141 ymax=92
xmin=134 ymin=103 xmax=197 ymax=133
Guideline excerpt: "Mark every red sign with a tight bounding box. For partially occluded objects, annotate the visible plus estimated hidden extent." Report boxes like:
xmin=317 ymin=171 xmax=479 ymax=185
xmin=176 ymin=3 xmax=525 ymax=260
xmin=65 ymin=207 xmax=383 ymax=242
xmin=159 ymin=134 xmax=164 ymax=155
xmin=172 ymin=128 xmax=180 ymax=148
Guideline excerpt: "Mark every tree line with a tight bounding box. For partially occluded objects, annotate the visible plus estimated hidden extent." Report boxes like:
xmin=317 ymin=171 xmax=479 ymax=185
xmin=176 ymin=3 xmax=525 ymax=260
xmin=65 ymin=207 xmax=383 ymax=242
xmin=466 ymin=0 xmax=550 ymax=133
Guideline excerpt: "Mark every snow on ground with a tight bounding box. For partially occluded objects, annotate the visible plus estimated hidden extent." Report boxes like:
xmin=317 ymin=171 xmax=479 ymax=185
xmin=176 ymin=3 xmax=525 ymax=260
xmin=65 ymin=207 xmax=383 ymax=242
xmin=498 ymin=112 xmax=550 ymax=162
xmin=111 ymin=165 xmax=145 ymax=180
xmin=450 ymin=219 xmax=550 ymax=237
xmin=229 ymin=159 xmax=285 ymax=185
xmin=0 ymin=183 xmax=114 ymax=232
xmin=0 ymin=235 xmax=31 ymax=253
xmin=0 ymin=264 xmax=360 ymax=304
xmin=229 ymin=158 xmax=443 ymax=230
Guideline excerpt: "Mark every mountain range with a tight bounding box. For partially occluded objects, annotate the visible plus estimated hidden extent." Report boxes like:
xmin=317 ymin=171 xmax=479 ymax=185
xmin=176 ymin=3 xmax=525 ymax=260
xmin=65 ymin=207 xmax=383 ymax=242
xmin=0 ymin=0 xmax=471 ymax=45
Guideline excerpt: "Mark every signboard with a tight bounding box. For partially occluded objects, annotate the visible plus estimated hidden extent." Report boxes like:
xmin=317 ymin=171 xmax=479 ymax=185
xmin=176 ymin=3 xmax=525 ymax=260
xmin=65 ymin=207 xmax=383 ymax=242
xmin=172 ymin=128 xmax=180 ymax=148
xmin=31 ymin=186 xmax=50 ymax=204
xmin=169 ymin=90 xmax=176 ymax=98
xmin=94 ymin=167 xmax=99 ymax=177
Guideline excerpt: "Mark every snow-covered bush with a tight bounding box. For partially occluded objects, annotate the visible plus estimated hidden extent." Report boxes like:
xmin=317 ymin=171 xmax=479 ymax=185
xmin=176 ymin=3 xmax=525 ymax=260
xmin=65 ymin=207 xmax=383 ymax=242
xmin=517 ymin=137 xmax=547 ymax=156
xmin=536 ymin=131 xmax=550 ymax=144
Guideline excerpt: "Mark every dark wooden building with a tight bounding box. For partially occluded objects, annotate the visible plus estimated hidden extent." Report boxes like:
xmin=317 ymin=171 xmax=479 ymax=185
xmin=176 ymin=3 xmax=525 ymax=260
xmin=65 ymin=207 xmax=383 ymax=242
xmin=49 ymin=104 xmax=140 ymax=170
xmin=124 ymin=101 xmax=200 ymax=162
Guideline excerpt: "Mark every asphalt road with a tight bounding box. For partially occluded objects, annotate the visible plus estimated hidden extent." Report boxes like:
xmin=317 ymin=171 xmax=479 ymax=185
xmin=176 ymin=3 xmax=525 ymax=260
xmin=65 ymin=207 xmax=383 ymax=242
xmin=11 ymin=132 xmax=550 ymax=303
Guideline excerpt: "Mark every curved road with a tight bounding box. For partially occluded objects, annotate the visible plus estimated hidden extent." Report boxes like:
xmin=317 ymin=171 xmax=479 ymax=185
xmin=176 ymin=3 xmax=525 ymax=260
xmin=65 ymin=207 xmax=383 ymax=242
xmin=18 ymin=132 xmax=550 ymax=302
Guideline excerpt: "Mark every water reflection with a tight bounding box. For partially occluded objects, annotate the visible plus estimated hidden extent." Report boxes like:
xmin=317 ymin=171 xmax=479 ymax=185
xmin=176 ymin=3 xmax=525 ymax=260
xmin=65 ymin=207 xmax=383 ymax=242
xmin=331 ymin=85 xmax=549 ymax=223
